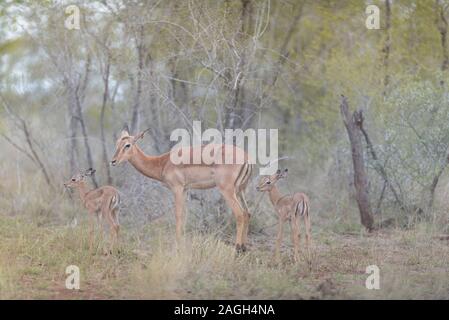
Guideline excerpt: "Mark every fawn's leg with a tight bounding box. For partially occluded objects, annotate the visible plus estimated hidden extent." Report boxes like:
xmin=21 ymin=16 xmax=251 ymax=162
xmin=291 ymin=214 xmax=301 ymax=263
xmin=111 ymin=208 xmax=120 ymax=252
xmin=106 ymin=215 xmax=115 ymax=254
xmin=304 ymin=204 xmax=311 ymax=263
xmin=88 ymin=212 xmax=95 ymax=252
xmin=101 ymin=205 xmax=117 ymax=255
xmin=275 ymin=217 xmax=285 ymax=262
xmin=97 ymin=212 xmax=108 ymax=254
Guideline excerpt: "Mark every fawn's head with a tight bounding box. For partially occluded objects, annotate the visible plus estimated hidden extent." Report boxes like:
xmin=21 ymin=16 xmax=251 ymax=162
xmin=256 ymin=168 xmax=288 ymax=192
xmin=64 ymin=168 xmax=96 ymax=189
xmin=111 ymin=124 xmax=149 ymax=166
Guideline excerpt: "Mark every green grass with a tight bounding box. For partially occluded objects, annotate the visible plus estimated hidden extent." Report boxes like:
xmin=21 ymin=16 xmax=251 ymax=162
xmin=0 ymin=213 xmax=448 ymax=299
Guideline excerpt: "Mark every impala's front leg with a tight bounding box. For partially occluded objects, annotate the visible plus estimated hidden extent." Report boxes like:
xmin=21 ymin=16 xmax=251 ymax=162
xmin=275 ymin=216 xmax=284 ymax=262
xmin=173 ymin=187 xmax=186 ymax=248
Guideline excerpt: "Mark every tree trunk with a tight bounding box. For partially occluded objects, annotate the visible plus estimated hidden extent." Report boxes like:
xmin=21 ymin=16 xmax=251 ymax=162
xmin=67 ymin=92 xmax=78 ymax=175
xmin=340 ymin=95 xmax=374 ymax=231
xmin=130 ymin=25 xmax=145 ymax=133
xmin=428 ymin=153 xmax=449 ymax=210
xmin=437 ymin=0 xmax=449 ymax=85
xmin=100 ymin=55 xmax=112 ymax=185
xmin=74 ymin=89 xmax=98 ymax=188
xmin=357 ymin=110 xmax=406 ymax=212
xmin=382 ymin=0 xmax=391 ymax=95
xmin=225 ymin=0 xmax=252 ymax=130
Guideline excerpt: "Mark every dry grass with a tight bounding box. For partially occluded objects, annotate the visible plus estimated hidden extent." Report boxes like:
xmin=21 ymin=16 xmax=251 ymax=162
xmin=0 ymin=211 xmax=448 ymax=299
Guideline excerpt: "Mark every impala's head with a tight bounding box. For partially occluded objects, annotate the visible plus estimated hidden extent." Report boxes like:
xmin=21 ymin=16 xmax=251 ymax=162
xmin=256 ymin=168 xmax=288 ymax=192
xmin=64 ymin=168 xmax=96 ymax=188
xmin=110 ymin=125 xmax=149 ymax=166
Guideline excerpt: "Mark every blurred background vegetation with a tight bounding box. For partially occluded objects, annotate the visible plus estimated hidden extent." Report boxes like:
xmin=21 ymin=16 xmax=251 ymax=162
xmin=2 ymin=0 xmax=449 ymax=300
xmin=1 ymin=0 xmax=449 ymax=235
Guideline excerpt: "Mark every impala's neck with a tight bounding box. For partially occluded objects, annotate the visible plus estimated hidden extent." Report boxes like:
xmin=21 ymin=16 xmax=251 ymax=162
xmin=268 ymin=186 xmax=283 ymax=207
xmin=128 ymin=145 xmax=166 ymax=182
xmin=76 ymin=182 xmax=90 ymax=205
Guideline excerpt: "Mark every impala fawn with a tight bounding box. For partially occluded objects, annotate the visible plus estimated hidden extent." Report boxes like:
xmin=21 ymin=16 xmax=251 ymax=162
xmin=64 ymin=168 xmax=121 ymax=254
xmin=257 ymin=169 xmax=311 ymax=263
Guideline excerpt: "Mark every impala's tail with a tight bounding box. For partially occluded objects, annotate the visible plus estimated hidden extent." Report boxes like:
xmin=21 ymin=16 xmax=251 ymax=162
xmin=295 ymin=199 xmax=309 ymax=217
xmin=109 ymin=193 xmax=120 ymax=211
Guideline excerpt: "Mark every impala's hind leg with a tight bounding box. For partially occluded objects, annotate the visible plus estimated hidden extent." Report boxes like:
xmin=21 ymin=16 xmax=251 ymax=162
xmin=221 ymin=188 xmax=246 ymax=253
xmin=275 ymin=217 xmax=286 ymax=262
xmin=88 ymin=211 xmax=97 ymax=253
xmin=304 ymin=203 xmax=312 ymax=263
xmin=104 ymin=207 xmax=119 ymax=254
xmin=110 ymin=208 xmax=120 ymax=253
xmin=238 ymin=192 xmax=250 ymax=250
xmin=290 ymin=214 xmax=301 ymax=263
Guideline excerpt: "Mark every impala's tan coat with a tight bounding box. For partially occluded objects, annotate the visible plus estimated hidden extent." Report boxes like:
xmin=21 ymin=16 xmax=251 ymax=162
xmin=257 ymin=169 xmax=311 ymax=262
xmin=64 ymin=168 xmax=120 ymax=253
xmin=111 ymin=128 xmax=252 ymax=251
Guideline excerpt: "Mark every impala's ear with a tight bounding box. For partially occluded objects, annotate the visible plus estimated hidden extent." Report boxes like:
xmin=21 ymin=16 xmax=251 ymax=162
xmin=133 ymin=128 xmax=150 ymax=144
xmin=120 ymin=124 xmax=130 ymax=138
xmin=120 ymin=130 xmax=129 ymax=139
xmin=280 ymin=168 xmax=288 ymax=179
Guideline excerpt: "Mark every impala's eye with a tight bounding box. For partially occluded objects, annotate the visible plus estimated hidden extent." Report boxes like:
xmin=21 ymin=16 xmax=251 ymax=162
xmin=71 ymin=178 xmax=76 ymax=182
xmin=266 ymin=181 xmax=271 ymax=185
xmin=124 ymin=144 xmax=131 ymax=149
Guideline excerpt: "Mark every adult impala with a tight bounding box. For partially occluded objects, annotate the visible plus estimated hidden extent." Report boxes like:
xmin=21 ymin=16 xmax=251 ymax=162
xmin=110 ymin=126 xmax=253 ymax=252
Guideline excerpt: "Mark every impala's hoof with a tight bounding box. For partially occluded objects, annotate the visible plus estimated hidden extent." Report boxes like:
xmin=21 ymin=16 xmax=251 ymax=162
xmin=235 ymin=244 xmax=247 ymax=254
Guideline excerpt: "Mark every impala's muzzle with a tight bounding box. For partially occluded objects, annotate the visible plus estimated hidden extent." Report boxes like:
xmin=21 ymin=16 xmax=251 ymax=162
xmin=110 ymin=159 xmax=117 ymax=166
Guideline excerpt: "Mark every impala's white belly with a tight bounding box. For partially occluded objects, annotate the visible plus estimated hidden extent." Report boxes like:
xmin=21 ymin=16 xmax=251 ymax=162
xmin=187 ymin=180 xmax=217 ymax=189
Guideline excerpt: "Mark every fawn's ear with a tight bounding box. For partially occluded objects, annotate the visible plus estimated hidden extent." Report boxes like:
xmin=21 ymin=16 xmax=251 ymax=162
xmin=275 ymin=169 xmax=282 ymax=177
xmin=84 ymin=168 xmax=96 ymax=176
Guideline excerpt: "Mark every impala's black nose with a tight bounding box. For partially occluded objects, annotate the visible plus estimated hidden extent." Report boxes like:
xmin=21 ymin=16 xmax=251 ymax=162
xmin=110 ymin=160 xmax=117 ymax=166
